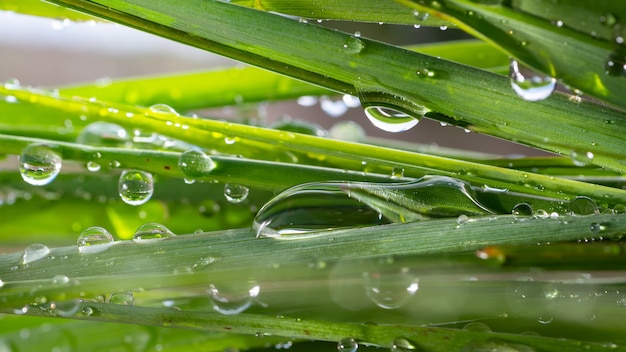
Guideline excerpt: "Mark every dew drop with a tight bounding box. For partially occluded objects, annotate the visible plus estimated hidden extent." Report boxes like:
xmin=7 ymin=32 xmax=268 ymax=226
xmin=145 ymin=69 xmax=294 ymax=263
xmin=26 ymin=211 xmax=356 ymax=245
xmin=365 ymin=268 xmax=419 ymax=309
xmin=534 ymin=209 xmax=549 ymax=219
xmin=391 ymin=167 xmax=404 ymax=179
xmin=51 ymin=275 xmax=70 ymax=286
xmin=462 ymin=321 xmax=492 ymax=332
xmin=589 ymin=222 xmax=606 ymax=234
xmin=118 ymin=170 xmax=154 ymax=206
xmin=416 ymin=68 xmax=436 ymax=78
xmin=569 ymin=196 xmax=598 ymax=215
xmin=391 ymin=337 xmax=417 ymax=352
xmin=509 ymin=59 xmax=556 ymax=101
xmin=50 ymin=299 xmax=81 ymax=317
xmin=133 ymin=223 xmax=175 ymax=242
xmin=224 ymin=183 xmax=249 ymax=203
xmin=604 ymin=52 xmax=626 ymax=76
xmin=512 ymin=203 xmax=533 ymax=216
xmin=457 ymin=214 xmax=470 ymax=225
xmin=297 ymin=95 xmax=318 ymax=106
xmin=76 ymin=121 xmax=129 ymax=147
xmin=342 ymin=94 xmax=361 ymax=108
xmin=570 ymin=151 xmax=594 ymax=166
xmin=110 ymin=291 xmax=134 ymax=305
xmin=342 ymin=36 xmax=365 ymax=55
xmin=77 ymin=226 xmax=114 ymax=254
xmin=363 ymin=106 xmax=419 ymax=133
xmin=21 ymin=243 xmax=50 ymax=265
xmin=19 ymin=144 xmax=62 ymax=186
xmin=86 ymin=161 xmax=101 ymax=172
xmin=338 ymin=338 xmax=358 ymax=352
xmin=148 ymin=103 xmax=179 ymax=115
xmin=178 ymin=149 xmax=216 ymax=180
xmin=81 ymin=306 xmax=95 ymax=316
xmin=207 ymin=282 xmax=260 ymax=315
xmin=4 ymin=77 xmax=20 ymax=89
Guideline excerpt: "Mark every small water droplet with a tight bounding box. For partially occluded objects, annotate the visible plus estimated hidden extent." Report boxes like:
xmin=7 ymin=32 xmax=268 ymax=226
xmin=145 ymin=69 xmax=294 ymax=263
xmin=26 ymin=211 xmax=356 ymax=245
xmin=4 ymin=78 xmax=20 ymax=89
xmin=51 ymin=275 xmax=70 ymax=286
xmin=364 ymin=267 xmax=419 ymax=309
xmin=457 ymin=214 xmax=470 ymax=225
xmin=600 ymin=13 xmax=617 ymax=27
xmin=110 ymin=291 xmax=134 ymax=305
xmin=207 ymin=282 xmax=260 ymax=315
xmin=391 ymin=337 xmax=416 ymax=352
xmin=510 ymin=59 xmax=556 ymax=101
xmin=604 ymin=52 xmax=626 ymax=76
xmin=570 ymin=150 xmax=594 ymax=166
xmin=77 ymin=226 xmax=114 ymax=254
xmin=342 ymin=36 xmax=365 ymax=55
xmin=224 ymin=184 xmax=249 ymax=203
xmin=589 ymin=222 xmax=607 ymax=234
xmin=21 ymin=243 xmax=50 ymax=265
xmin=133 ymin=223 xmax=175 ymax=242
xmin=462 ymin=321 xmax=492 ymax=332
xmin=81 ymin=306 xmax=95 ymax=316
xmin=338 ymin=338 xmax=358 ymax=352
xmin=148 ymin=103 xmax=179 ymax=115
xmin=19 ymin=144 xmax=62 ymax=186
xmin=363 ymin=106 xmax=419 ymax=132
xmin=178 ymin=149 xmax=216 ymax=181
xmin=118 ymin=170 xmax=154 ymax=206
xmin=416 ymin=68 xmax=436 ymax=78
xmin=391 ymin=167 xmax=404 ymax=179
xmin=77 ymin=121 xmax=129 ymax=147
xmin=86 ymin=161 xmax=101 ymax=172
xmin=50 ymin=299 xmax=81 ymax=317
xmin=569 ymin=196 xmax=598 ymax=215
xmin=511 ymin=203 xmax=533 ymax=216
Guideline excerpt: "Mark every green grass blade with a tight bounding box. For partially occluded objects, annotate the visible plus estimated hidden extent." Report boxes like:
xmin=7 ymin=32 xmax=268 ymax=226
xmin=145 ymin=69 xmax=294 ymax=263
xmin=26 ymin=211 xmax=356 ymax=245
xmin=1 ymin=0 xmax=98 ymax=21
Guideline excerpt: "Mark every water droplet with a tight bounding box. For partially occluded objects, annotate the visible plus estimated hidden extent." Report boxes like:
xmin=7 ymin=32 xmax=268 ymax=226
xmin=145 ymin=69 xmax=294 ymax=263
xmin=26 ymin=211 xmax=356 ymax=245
xmin=462 ymin=321 xmax=492 ymax=332
xmin=613 ymin=204 xmax=626 ymax=214
xmin=76 ymin=121 xmax=129 ymax=147
xmin=391 ymin=337 xmax=417 ymax=352
xmin=4 ymin=77 xmax=21 ymax=89
xmin=297 ymin=95 xmax=318 ymax=106
xmin=50 ymin=299 xmax=81 ymax=317
xmin=81 ymin=306 xmax=95 ymax=316
xmin=148 ymin=103 xmax=179 ymax=115
xmin=224 ymin=184 xmax=249 ymax=203
xmin=365 ymin=268 xmax=418 ymax=309
xmin=77 ymin=226 xmax=114 ymax=254
xmin=600 ymin=13 xmax=617 ymax=27
xmin=510 ymin=59 xmax=556 ymax=101
xmin=416 ymin=68 xmax=436 ymax=78
xmin=118 ymin=170 xmax=154 ymax=206
xmin=391 ymin=167 xmax=404 ymax=179
xmin=604 ymin=52 xmax=626 ymax=76
xmin=21 ymin=243 xmax=50 ymax=265
xmin=178 ymin=149 xmax=216 ymax=181
xmin=110 ymin=291 xmax=134 ymax=305
xmin=329 ymin=121 xmax=366 ymax=142
xmin=133 ymin=223 xmax=175 ymax=242
xmin=19 ymin=144 xmax=62 ymax=186
xmin=342 ymin=94 xmax=361 ymax=108
xmin=457 ymin=214 xmax=470 ymax=225
xmin=512 ymin=203 xmax=533 ymax=216
xmin=570 ymin=150 xmax=594 ymax=166
xmin=569 ymin=196 xmax=598 ymax=215
xmin=342 ymin=36 xmax=365 ymax=55
xmin=207 ymin=282 xmax=260 ymax=315
xmin=338 ymin=338 xmax=358 ymax=352
xmin=51 ymin=275 xmax=70 ymax=286
xmin=534 ymin=209 xmax=549 ymax=219
xmin=363 ymin=106 xmax=419 ymax=132
xmin=86 ymin=161 xmax=101 ymax=172
xmin=320 ymin=96 xmax=349 ymax=118
xmin=589 ymin=222 xmax=607 ymax=233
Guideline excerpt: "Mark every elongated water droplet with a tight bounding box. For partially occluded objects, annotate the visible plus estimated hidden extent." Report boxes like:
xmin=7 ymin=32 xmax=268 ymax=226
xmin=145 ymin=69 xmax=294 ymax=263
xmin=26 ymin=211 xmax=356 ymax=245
xmin=178 ymin=149 xmax=216 ymax=180
xmin=510 ymin=59 xmax=556 ymax=101
xmin=338 ymin=338 xmax=358 ymax=352
xmin=207 ymin=282 xmax=260 ymax=315
xmin=76 ymin=121 xmax=129 ymax=147
xmin=569 ymin=196 xmax=598 ymax=215
xmin=77 ymin=226 xmax=114 ymax=254
xmin=365 ymin=268 xmax=419 ymax=309
xmin=110 ymin=291 xmax=134 ymax=305
xmin=391 ymin=337 xmax=417 ymax=352
xmin=342 ymin=36 xmax=365 ymax=55
xmin=224 ymin=184 xmax=249 ymax=203
xmin=21 ymin=243 xmax=50 ymax=265
xmin=19 ymin=144 xmax=62 ymax=186
xmin=462 ymin=322 xmax=491 ymax=332
xmin=133 ymin=223 xmax=175 ymax=242
xmin=148 ymin=103 xmax=178 ymax=115
xmin=118 ymin=170 xmax=154 ymax=206
xmin=363 ymin=106 xmax=419 ymax=133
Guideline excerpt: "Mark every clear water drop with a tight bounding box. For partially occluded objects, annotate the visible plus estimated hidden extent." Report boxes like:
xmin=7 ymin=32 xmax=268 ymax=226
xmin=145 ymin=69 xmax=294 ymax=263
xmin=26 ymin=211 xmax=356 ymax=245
xmin=589 ymin=222 xmax=606 ymax=234
xmin=224 ymin=183 xmax=249 ymax=203
xmin=118 ymin=170 xmax=154 ymax=206
xmin=391 ymin=337 xmax=417 ymax=352
xmin=51 ymin=275 xmax=70 ymax=286
xmin=338 ymin=338 xmax=358 ymax=352
xmin=21 ymin=243 xmax=50 ymax=265
xmin=462 ymin=321 xmax=492 ymax=332
xmin=512 ymin=203 xmax=533 ymax=216
xmin=50 ymin=299 xmax=81 ymax=317
xmin=207 ymin=282 xmax=260 ymax=315
xmin=342 ymin=94 xmax=361 ymax=108
xmin=391 ymin=167 xmax=404 ymax=179
xmin=510 ymin=59 xmax=556 ymax=101
xmin=77 ymin=226 xmax=114 ymax=254
xmin=329 ymin=121 xmax=366 ymax=142
xmin=569 ymin=196 xmax=598 ymax=215
xmin=76 ymin=121 xmax=129 ymax=147
xmin=4 ymin=77 xmax=21 ymax=89
xmin=365 ymin=268 xmax=419 ymax=309
xmin=19 ymin=144 xmax=62 ymax=186
xmin=86 ymin=161 xmax=101 ymax=172
xmin=320 ymin=96 xmax=349 ymax=118
xmin=570 ymin=151 xmax=594 ymax=166
xmin=148 ymin=103 xmax=179 ymax=115
xmin=363 ymin=106 xmax=419 ymax=133
xmin=178 ymin=149 xmax=216 ymax=180
xmin=132 ymin=223 xmax=175 ymax=242
xmin=110 ymin=291 xmax=134 ymax=305
xmin=342 ymin=36 xmax=365 ymax=55
xmin=81 ymin=306 xmax=95 ymax=316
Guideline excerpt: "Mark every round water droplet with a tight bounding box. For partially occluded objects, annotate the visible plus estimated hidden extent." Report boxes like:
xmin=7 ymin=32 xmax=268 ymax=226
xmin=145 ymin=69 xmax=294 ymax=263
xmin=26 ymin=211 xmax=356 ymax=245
xmin=86 ymin=161 xmax=101 ymax=172
xmin=110 ymin=291 xmax=134 ymax=305
xmin=589 ymin=222 xmax=606 ymax=234
xmin=19 ymin=144 xmax=62 ymax=186
xmin=76 ymin=121 xmax=129 ymax=147
xmin=224 ymin=183 xmax=249 ymax=203
xmin=77 ymin=226 xmax=114 ymax=254
xmin=21 ymin=243 xmax=50 ymax=265
xmin=81 ymin=306 xmax=95 ymax=316
xmin=132 ymin=223 xmax=175 ymax=242
xmin=416 ymin=68 xmax=436 ymax=78
xmin=338 ymin=338 xmax=358 ymax=352
xmin=329 ymin=121 xmax=366 ymax=142
xmin=51 ymin=299 xmax=81 ymax=317
xmin=118 ymin=170 xmax=154 ymax=206
xmin=462 ymin=321 xmax=492 ymax=332
xmin=178 ymin=149 xmax=216 ymax=180
xmin=391 ymin=337 xmax=416 ymax=352
xmin=457 ymin=214 xmax=470 ymax=225
xmin=148 ymin=103 xmax=179 ymax=115
xmin=391 ymin=167 xmax=404 ymax=179
xmin=364 ymin=268 xmax=419 ymax=309
xmin=363 ymin=106 xmax=419 ymax=133
xmin=569 ymin=196 xmax=598 ymax=215
xmin=207 ymin=282 xmax=260 ymax=315
xmin=342 ymin=36 xmax=365 ymax=55
xmin=512 ymin=203 xmax=533 ymax=216
xmin=570 ymin=151 xmax=594 ymax=166
xmin=510 ymin=59 xmax=556 ymax=101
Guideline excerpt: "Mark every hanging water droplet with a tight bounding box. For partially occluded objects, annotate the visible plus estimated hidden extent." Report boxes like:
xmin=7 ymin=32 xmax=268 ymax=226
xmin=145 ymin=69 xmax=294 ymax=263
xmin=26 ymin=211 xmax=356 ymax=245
xmin=569 ymin=196 xmax=598 ymax=215
xmin=81 ymin=306 xmax=95 ymax=316
xmin=19 ymin=144 xmax=62 ymax=186
xmin=329 ymin=121 xmax=366 ymax=142
xmin=320 ymin=96 xmax=349 ymax=118
xmin=77 ymin=226 xmax=114 ymax=254
xmin=178 ymin=149 xmax=216 ymax=181
xmin=148 ymin=103 xmax=179 ymax=116
xmin=512 ymin=203 xmax=533 ymax=216
xmin=365 ymin=268 xmax=419 ymax=309
xmin=337 ymin=338 xmax=358 ymax=352
xmin=207 ymin=282 xmax=260 ymax=315
xmin=109 ymin=291 xmax=134 ymax=305
xmin=224 ymin=183 xmax=249 ymax=203
xmin=363 ymin=106 xmax=419 ymax=133
xmin=21 ymin=243 xmax=50 ymax=265
xmin=118 ymin=170 xmax=154 ymax=206
xmin=510 ymin=59 xmax=556 ymax=101
xmin=50 ymin=299 xmax=81 ymax=317
xmin=133 ymin=223 xmax=175 ymax=242
xmin=76 ymin=121 xmax=129 ymax=147
xmin=342 ymin=36 xmax=365 ymax=55
xmin=391 ymin=337 xmax=417 ymax=352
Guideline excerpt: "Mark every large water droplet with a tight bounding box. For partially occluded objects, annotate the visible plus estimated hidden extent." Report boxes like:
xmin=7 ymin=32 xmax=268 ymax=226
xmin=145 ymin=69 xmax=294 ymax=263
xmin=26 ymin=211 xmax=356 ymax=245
xmin=569 ymin=196 xmax=598 ymax=215
xmin=364 ymin=268 xmax=419 ymax=309
xmin=110 ymin=291 xmax=134 ymax=305
xmin=148 ymin=103 xmax=179 ymax=115
xmin=224 ymin=184 xmax=249 ymax=203
xmin=132 ymin=223 xmax=175 ymax=242
xmin=253 ymin=176 xmax=491 ymax=239
xmin=338 ymin=338 xmax=358 ymax=352
xmin=77 ymin=226 xmax=114 ymax=254
xmin=207 ymin=282 xmax=260 ymax=315
xmin=19 ymin=144 xmax=62 ymax=186
xmin=118 ymin=170 xmax=154 ymax=206
xmin=50 ymin=299 xmax=81 ymax=317
xmin=76 ymin=121 xmax=129 ymax=147
xmin=363 ymin=106 xmax=419 ymax=133
xmin=342 ymin=36 xmax=365 ymax=55
xmin=391 ymin=337 xmax=417 ymax=352
xmin=510 ymin=59 xmax=556 ymax=101
xmin=21 ymin=243 xmax=50 ymax=265
xmin=178 ymin=149 xmax=216 ymax=180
